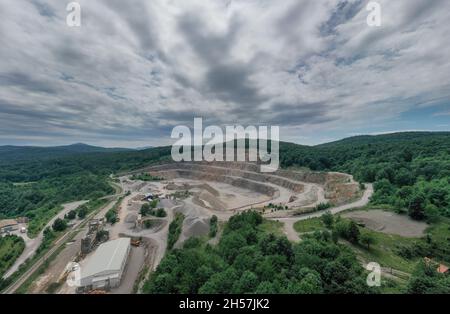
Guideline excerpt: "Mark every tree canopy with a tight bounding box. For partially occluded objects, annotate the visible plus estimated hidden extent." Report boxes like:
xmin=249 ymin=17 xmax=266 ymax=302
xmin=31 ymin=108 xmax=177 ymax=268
xmin=144 ymin=211 xmax=376 ymax=294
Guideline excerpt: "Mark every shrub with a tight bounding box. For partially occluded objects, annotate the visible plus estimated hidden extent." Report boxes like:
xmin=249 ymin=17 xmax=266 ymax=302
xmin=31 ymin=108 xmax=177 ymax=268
xmin=335 ymin=220 xmax=360 ymax=244
xmin=209 ymin=215 xmax=218 ymax=238
xmin=65 ymin=210 xmax=76 ymax=220
xmin=140 ymin=203 xmax=151 ymax=216
xmin=143 ymin=220 xmax=159 ymax=229
xmin=77 ymin=206 xmax=87 ymax=219
xmin=167 ymin=213 xmax=185 ymax=250
xmin=105 ymin=210 xmax=117 ymax=224
xmin=321 ymin=211 xmax=334 ymax=229
xmin=52 ymin=218 xmax=67 ymax=232
xmin=155 ymin=208 xmax=167 ymax=218
xmin=315 ymin=203 xmax=332 ymax=212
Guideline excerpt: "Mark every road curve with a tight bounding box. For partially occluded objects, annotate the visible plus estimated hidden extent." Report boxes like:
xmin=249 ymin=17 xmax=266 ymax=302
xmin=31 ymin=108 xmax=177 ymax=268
xmin=3 ymin=200 xmax=88 ymax=279
xmin=272 ymin=184 xmax=374 ymax=242
xmin=2 ymin=196 xmax=119 ymax=294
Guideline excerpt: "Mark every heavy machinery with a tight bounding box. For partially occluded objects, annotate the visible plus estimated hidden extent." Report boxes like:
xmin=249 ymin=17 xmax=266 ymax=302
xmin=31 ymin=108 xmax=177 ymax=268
xmin=131 ymin=239 xmax=141 ymax=247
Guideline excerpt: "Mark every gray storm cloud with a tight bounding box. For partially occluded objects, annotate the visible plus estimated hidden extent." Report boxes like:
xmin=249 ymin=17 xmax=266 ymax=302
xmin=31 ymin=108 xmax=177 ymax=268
xmin=0 ymin=0 xmax=449 ymax=146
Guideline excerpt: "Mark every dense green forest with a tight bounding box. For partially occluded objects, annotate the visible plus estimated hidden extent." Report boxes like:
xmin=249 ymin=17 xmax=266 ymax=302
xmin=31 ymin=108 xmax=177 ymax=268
xmin=143 ymin=211 xmax=376 ymax=294
xmin=0 ymin=132 xmax=448 ymax=234
xmin=0 ymin=143 xmax=130 ymax=163
xmin=0 ymin=235 xmax=25 ymax=278
xmin=0 ymin=132 xmax=448 ymax=293
xmin=0 ymin=146 xmax=172 ymax=229
xmin=407 ymin=260 xmax=450 ymax=293
xmin=280 ymin=132 xmax=450 ymax=221
xmin=0 ymin=146 xmax=172 ymax=182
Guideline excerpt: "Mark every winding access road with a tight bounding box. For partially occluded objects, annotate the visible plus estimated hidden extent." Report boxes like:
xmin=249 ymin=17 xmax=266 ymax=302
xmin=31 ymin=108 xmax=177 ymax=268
xmin=272 ymin=184 xmax=374 ymax=242
xmin=2 ymin=196 xmax=121 ymax=294
xmin=3 ymin=200 xmax=88 ymax=279
xmin=3 ymin=181 xmax=123 ymax=280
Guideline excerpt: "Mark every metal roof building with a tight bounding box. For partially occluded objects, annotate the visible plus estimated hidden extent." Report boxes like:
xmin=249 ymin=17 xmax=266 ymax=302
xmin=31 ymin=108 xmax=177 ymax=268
xmin=79 ymin=238 xmax=131 ymax=290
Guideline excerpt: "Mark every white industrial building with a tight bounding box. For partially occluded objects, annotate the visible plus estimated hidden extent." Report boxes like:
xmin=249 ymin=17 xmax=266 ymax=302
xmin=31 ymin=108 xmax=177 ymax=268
xmin=79 ymin=238 xmax=131 ymax=290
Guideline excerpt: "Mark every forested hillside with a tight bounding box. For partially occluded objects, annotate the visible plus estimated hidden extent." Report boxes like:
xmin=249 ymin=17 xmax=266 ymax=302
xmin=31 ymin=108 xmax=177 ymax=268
xmin=0 ymin=146 xmax=171 ymax=225
xmin=0 ymin=132 xmax=448 ymax=228
xmin=280 ymin=132 xmax=450 ymax=221
xmin=0 ymin=146 xmax=172 ymax=182
xmin=0 ymin=143 xmax=131 ymax=163
xmin=144 ymin=211 xmax=376 ymax=294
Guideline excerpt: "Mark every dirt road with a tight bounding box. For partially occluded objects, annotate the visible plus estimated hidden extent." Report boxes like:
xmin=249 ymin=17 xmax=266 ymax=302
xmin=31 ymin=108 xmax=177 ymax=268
xmin=273 ymin=184 xmax=374 ymax=242
xmin=2 ymin=195 xmax=121 ymax=294
xmin=105 ymin=187 xmax=182 ymax=271
xmin=133 ymin=199 xmax=182 ymax=271
xmin=3 ymin=200 xmax=88 ymax=279
xmin=28 ymin=197 xmax=123 ymax=293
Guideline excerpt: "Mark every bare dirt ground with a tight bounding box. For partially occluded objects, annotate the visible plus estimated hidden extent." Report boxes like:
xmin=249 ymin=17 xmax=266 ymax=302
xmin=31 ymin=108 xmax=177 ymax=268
xmin=110 ymin=246 xmax=145 ymax=294
xmin=125 ymin=162 xmax=368 ymax=246
xmin=342 ymin=209 xmax=427 ymax=238
xmin=28 ymin=236 xmax=82 ymax=293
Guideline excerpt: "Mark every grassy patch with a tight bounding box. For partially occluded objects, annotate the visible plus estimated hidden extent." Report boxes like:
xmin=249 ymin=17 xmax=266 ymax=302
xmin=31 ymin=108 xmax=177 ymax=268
xmin=45 ymin=281 xmax=63 ymax=294
xmin=0 ymin=235 xmax=25 ymax=278
xmin=106 ymin=196 xmax=124 ymax=224
xmin=295 ymin=216 xmax=420 ymax=273
xmin=209 ymin=215 xmax=218 ymax=238
xmin=293 ymin=218 xmax=325 ymax=233
xmin=345 ymin=225 xmax=419 ymax=273
xmin=425 ymin=217 xmax=450 ymax=243
xmin=379 ymin=277 xmax=406 ymax=294
xmin=26 ymin=197 xmax=108 ymax=238
xmin=0 ymin=231 xmax=59 ymax=292
xmin=422 ymin=217 xmax=450 ymax=263
xmin=133 ymin=265 xmax=149 ymax=294
xmin=258 ymin=219 xmax=284 ymax=237
xmin=167 ymin=213 xmax=185 ymax=250
xmin=143 ymin=219 xmax=161 ymax=229
xmin=349 ymin=217 xmax=450 ymax=273
xmin=27 ymin=205 xmax=63 ymax=238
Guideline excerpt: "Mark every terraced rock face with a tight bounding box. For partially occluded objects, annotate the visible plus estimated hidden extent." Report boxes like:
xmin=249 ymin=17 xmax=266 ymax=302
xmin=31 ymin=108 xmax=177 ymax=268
xmin=138 ymin=161 xmax=361 ymax=211
xmin=119 ymin=162 xmax=365 ymax=252
xmin=149 ymin=163 xmax=304 ymax=192
xmin=153 ymin=169 xmax=279 ymax=196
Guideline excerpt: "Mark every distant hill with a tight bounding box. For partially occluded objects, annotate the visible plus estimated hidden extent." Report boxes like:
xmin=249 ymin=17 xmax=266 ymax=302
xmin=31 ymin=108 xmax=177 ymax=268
xmin=317 ymin=131 xmax=450 ymax=147
xmin=1 ymin=131 xmax=449 ymax=180
xmin=280 ymin=131 xmax=450 ymax=170
xmin=0 ymin=131 xmax=448 ymax=221
xmin=0 ymin=131 xmax=447 ymax=275
xmin=135 ymin=146 xmax=153 ymax=150
xmin=0 ymin=143 xmax=132 ymax=162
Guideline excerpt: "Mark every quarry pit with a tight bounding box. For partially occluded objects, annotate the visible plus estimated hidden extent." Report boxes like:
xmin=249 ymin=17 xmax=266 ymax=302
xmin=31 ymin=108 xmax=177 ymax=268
xmin=117 ymin=161 xmax=364 ymax=246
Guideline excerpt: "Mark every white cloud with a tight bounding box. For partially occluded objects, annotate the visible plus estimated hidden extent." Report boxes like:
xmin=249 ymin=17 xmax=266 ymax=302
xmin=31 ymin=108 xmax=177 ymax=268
xmin=0 ymin=0 xmax=449 ymax=147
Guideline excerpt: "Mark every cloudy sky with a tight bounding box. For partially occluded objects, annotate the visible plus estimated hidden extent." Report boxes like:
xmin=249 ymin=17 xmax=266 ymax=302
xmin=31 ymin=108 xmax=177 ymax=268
xmin=0 ymin=0 xmax=449 ymax=147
